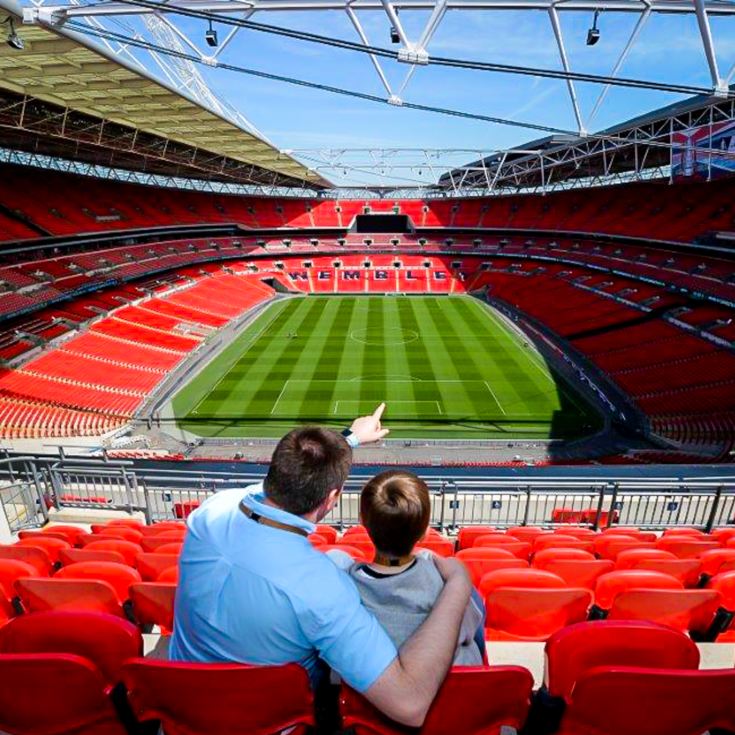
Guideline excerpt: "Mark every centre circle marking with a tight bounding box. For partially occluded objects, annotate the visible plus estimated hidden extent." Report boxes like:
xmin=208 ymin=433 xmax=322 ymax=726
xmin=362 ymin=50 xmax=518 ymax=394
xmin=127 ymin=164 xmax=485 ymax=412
xmin=350 ymin=327 xmax=419 ymax=346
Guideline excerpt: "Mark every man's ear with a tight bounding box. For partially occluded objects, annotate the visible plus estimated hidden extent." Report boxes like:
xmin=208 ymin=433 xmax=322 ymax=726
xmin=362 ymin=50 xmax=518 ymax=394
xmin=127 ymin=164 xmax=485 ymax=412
xmin=327 ymin=487 xmax=342 ymax=508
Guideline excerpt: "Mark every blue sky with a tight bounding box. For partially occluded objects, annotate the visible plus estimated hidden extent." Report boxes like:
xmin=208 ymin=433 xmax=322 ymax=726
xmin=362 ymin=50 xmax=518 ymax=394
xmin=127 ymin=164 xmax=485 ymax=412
xmin=91 ymin=5 xmax=735 ymax=185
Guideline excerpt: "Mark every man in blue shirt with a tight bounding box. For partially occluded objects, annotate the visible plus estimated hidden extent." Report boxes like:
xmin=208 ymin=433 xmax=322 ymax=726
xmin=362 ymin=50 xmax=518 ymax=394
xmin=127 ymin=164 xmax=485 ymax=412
xmin=170 ymin=404 xmax=472 ymax=727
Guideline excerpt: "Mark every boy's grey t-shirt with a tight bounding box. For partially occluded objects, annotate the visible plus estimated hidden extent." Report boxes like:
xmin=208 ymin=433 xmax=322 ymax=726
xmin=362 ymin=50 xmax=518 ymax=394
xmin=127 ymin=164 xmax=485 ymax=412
xmin=329 ymin=551 xmax=484 ymax=666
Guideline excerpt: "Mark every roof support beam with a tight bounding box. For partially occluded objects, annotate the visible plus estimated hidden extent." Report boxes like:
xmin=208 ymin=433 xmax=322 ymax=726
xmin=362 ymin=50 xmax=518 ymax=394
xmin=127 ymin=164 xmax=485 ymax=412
xmin=547 ymin=5 xmax=585 ymax=135
xmin=693 ymin=0 xmax=727 ymax=94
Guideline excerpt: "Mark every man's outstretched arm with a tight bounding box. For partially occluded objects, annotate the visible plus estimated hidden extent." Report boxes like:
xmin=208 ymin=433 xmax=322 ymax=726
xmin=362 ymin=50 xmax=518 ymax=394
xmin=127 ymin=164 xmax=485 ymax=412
xmin=362 ymin=556 xmax=473 ymax=727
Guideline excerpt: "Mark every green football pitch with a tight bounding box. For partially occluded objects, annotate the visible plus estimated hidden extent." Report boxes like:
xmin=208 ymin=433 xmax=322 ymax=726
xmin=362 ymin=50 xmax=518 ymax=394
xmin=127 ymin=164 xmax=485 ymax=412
xmin=172 ymin=295 xmax=601 ymax=439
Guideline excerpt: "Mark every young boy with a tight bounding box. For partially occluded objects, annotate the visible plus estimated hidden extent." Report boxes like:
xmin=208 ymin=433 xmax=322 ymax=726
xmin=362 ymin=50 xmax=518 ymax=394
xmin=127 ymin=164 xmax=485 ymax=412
xmin=329 ymin=470 xmax=484 ymax=665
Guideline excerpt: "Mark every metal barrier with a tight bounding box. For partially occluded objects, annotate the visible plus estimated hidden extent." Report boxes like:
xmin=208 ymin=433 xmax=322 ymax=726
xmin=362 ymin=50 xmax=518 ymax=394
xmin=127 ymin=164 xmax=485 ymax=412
xmin=0 ymin=456 xmax=49 ymax=534
xmin=32 ymin=460 xmax=735 ymax=532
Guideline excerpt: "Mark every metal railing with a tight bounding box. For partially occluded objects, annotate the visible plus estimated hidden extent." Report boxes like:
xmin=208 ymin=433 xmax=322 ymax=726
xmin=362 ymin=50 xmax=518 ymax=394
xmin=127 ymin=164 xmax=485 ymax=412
xmin=0 ymin=457 xmax=49 ymax=534
xmin=31 ymin=459 xmax=735 ymax=533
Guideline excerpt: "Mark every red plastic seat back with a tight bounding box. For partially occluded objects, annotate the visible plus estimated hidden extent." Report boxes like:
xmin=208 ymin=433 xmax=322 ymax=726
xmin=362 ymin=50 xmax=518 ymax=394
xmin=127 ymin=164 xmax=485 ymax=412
xmin=544 ymin=621 xmax=700 ymax=699
xmin=555 ymin=528 xmax=597 ymax=540
xmin=506 ymin=527 xmax=549 ymax=542
xmin=341 ymin=666 xmax=533 ymax=735
xmin=16 ymin=537 xmax=70 ymax=564
xmin=15 ymin=577 xmax=123 ymax=617
xmin=136 ymin=552 xmax=178 ymax=582
xmin=59 ymin=548 xmax=127 ymax=566
xmin=541 ymin=560 xmax=615 ymax=590
xmin=699 ymin=549 xmax=735 ymax=577
xmin=0 ymin=610 xmax=142 ymax=684
xmin=416 ymin=537 xmax=455 ymax=557
xmin=0 ymin=654 xmax=127 ymax=735
xmin=457 ymin=526 xmax=496 ymax=550
xmin=93 ymin=527 xmax=144 ymax=544
xmin=478 ymin=568 xmax=565 ymax=598
xmin=707 ymin=570 xmax=735 ymax=611
xmin=333 ymin=538 xmax=375 ymax=557
xmin=0 ymin=560 xmax=40 ymax=593
xmin=83 ymin=539 xmax=143 ymax=565
xmin=40 ymin=525 xmax=89 ymax=544
xmin=594 ymin=570 xmax=682 ymax=610
xmin=315 ymin=525 xmax=338 ymax=544
xmin=533 ymin=548 xmax=595 ymax=565
xmin=456 ymin=549 xmax=528 ymax=587
xmin=635 ymin=559 xmax=701 ymax=587
xmin=559 ymin=667 xmax=735 ymax=735
xmin=129 ymin=582 xmax=176 ymax=632
xmin=534 ymin=535 xmax=594 ymax=554
xmin=655 ymin=538 xmax=720 ymax=559
xmin=0 ymin=545 xmax=51 ymax=575
xmin=474 ymin=536 xmax=531 ymax=559
xmin=485 ymin=589 xmax=592 ymax=641
xmin=122 ymin=659 xmax=315 ymax=735
xmin=662 ymin=527 xmax=707 ymax=537
xmin=55 ymin=561 xmax=141 ymax=602
xmin=609 ymin=589 xmax=721 ymax=634
xmin=155 ymin=542 xmax=183 ymax=556
xmin=615 ymin=548 xmax=676 ymax=570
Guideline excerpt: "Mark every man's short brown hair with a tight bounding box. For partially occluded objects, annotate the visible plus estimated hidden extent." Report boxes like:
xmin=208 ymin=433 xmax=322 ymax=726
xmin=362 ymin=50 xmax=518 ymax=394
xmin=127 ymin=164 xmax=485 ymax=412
xmin=360 ymin=470 xmax=431 ymax=557
xmin=264 ymin=426 xmax=352 ymax=516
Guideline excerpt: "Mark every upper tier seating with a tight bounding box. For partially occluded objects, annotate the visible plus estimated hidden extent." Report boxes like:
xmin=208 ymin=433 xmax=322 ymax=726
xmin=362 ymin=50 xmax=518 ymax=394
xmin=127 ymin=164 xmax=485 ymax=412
xmin=2 ymin=162 xmax=734 ymax=243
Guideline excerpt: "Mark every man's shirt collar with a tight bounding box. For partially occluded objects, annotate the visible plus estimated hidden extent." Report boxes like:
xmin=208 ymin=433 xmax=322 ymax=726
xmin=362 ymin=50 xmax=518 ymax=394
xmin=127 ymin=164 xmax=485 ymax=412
xmin=241 ymin=483 xmax=316 ymax=535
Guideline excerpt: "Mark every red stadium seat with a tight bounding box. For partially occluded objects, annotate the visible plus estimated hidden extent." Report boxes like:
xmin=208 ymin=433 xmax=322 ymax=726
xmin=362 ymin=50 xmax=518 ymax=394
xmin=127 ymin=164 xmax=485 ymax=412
xmin=0 ymin=559 xmax=39 ymax=612
xmin=544 ymin=620 xmax=700 ymax=698
xmin=662 ymin=527 xmax=707 ymax=537
xmin=532 ymin=548 xmax=595 ymax=564
xmin=478 ymin=568 xmax=566 ymax=597
xmin=551 ymin=508 xmax=583 ymax=524
xmin=84 ymin=539 xmax=143 ymax=565
xmin=173 ymin=501 xmax=200 ymax=519
xmin=0 ymin=654 xmax=128 ymax=735
xmin=106 ymin=519 xmax=145 ymax=529
xmin=635 ymin=559 xmax=702 ymax=587
xmin=315 ymin=525 xmax=338 ymax=544
xmin=16 ymin=536 xmax=70 ymax=564
xmin=655 ymin=538 xmax=720 ymax=558
xmin=539 ymin=560 xmax=615 ymax=590
xmin=457 ymin=526 xmax=496 ymax=550
xmin=59 ymin=548 xmax=127 ymax=567
xmin=123 ymin=660 xmax=315 ymax=735
xmin=138 ymin=522 xmax=186 ymax=536
xmin=416 ymin=537 xmax=455 ymax=557
xmin=533 ymin=535 xmax=594 ymax=554
xmin=0 ymin=544 xmax=51 ymax=575
xmin=334 ymin=538 xmax=375 ymax=557
xmin=594 ymin=536 xmax=652 ymax=560
xmin=14 ymin=577 xmax=124 ymax=617
xmin=506 ymin=527 xmax=550 ymax=542
xmin=712 ymin=528 xmax=735 ymax=544
xmin=91 ymin=526 xmax=144 ymax=544
xmin=474 ymin=536 xmax=531 ymax=559
xmin=18 ymin=530 xmax=73 ymax=544
xmin=556 ymin=667 xmax=735 ymax=735
xmin=141 ymin=535 xmax=185 ymax=553
xmin=308 ymin=534 xmax=328 ymax=547
xmin=0 ymin=610 xmax=142 ymax=684
xmin=157 ymin=566 xmax=179 ymax=583
xmin=485 ymin=588 xmax=592 ymax=641
xmin=553 ymin=527 xmax=597 ymax=539
xmin=609 ymin=589 xmax=721 ymax=634
xmin=155 ymin=542 xmax=183 ymax=555
xmin=39 ymin=525 xmax=88 ymax=544
xmin=341 ymin=666 xmax=533 ymax=735
xmin=343 ymin=525 xmax=368 ymax=537
xmin=594 ymin=570 xmax=682 ymax=610
xmin=699 ymin=549 xmax=735 ymax=578
xmin=129 ymin=582 xmax=176 ymax=632
xmin=136 ymin=552 xmax=178 ymax=582
xmin=55 ymin=561 xmax=141 ymax=602
xmin=707 ymin=571 xmax=735 ymax=640
xmin=615 ymin=548 xmax=676 ymax=569
xmin=456 ymin=548 xmax=528 ymax=586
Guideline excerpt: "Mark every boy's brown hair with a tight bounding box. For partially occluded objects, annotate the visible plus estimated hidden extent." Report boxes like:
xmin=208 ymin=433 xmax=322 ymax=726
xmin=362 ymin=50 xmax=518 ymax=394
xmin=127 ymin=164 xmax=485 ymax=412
xmin=360 ymin=470 xmax=431 ymax=557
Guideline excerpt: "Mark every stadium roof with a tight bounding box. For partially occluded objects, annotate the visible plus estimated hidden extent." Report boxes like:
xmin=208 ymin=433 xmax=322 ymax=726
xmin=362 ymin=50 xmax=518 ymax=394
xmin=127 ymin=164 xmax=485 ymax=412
xmin=0 ymin=0 xmax=330 ymax=190
xmin=439 ymin=85 xmax=735 ymax=193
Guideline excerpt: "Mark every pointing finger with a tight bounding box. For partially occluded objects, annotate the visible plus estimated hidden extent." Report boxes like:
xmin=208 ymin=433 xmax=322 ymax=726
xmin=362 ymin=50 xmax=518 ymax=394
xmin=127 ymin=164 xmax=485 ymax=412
xmin=372 ymin=402 xmax=386 ymax=420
